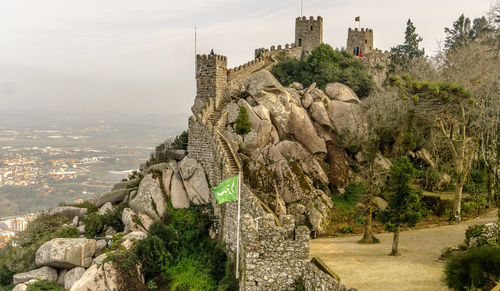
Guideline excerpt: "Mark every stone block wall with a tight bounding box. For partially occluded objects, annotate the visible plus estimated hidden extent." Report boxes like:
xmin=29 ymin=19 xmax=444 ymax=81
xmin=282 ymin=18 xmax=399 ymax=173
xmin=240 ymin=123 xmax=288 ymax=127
xmin=347 ymin=28 xmax=374 ymax=56
xmin=304 ymin=263 xmax=354 ymax=291
xmin=358 ymin=49 xmax=390 ymax=87
xmin=228 ymin=57 xmax=268 ymax=95
xmin=240 ymin=214 xmax=310 ymax=290
xmin=295 ymin=16 xmax=323 ymax=56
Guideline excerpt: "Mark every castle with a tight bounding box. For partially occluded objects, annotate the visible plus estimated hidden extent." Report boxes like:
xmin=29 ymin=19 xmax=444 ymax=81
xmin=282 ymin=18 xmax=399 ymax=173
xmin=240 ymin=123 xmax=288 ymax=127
xmin=187 ymin=16 xmax=375 ymax=290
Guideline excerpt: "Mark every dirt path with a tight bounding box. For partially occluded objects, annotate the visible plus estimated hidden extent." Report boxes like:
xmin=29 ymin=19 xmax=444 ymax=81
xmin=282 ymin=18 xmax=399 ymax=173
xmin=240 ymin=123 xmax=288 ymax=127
xmin=310 ymin=211 xmax=498 ymax=291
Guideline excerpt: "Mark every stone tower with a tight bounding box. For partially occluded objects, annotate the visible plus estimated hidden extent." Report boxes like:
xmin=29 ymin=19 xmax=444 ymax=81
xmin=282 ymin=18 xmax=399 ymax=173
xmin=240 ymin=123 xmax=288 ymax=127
xmin=295 ymin=16 xmax=323 ymax=56
xmin=193 ymin=54 xmax=227 ymax=115
xmin=347 ymin=28 xmax=374 ymax=56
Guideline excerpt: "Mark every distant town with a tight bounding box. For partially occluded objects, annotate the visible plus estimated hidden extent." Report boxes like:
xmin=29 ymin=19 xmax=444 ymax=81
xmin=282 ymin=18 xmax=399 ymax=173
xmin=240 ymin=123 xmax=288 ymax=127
xmin=0 ymin=214 xmax=36 ymax=248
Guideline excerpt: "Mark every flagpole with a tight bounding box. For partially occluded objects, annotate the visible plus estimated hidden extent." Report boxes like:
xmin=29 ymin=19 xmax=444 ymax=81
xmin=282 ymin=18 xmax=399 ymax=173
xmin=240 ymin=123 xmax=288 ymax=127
xmin=235 ymin=171 xmax=242 ymax=279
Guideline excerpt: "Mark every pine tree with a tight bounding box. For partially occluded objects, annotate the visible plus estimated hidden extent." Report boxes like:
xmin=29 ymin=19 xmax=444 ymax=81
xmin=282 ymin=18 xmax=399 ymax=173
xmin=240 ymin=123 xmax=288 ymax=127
xmin=235 ymin=106 xmax=252 ymax=135
xmin=444 ymin=14 xmax=494 ymax=49
xmin=379 ymin=157 xmax=423 ymax=256
xmin=387 ymin=19 xmax=425 ymax=74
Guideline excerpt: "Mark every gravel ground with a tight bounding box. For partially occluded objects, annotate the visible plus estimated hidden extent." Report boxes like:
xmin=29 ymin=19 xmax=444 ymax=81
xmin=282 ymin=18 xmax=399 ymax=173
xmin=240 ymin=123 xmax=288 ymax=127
xmin=310 ymin=211 xmax=498 ymax=291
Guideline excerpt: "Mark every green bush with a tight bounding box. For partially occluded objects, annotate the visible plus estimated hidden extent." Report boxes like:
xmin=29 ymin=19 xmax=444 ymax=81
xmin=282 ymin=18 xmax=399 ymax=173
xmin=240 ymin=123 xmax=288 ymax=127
xmin=343 ymin=182 xmax=365 ymax=205
xmin=107 ymin=203 xmax=238 ymax=290
xmin=26 ymin=280 xmax=64 ymax=291
xmin=82 ymin=203 xmax=126 ymax=238
xmin=170 ymin=131 xmax=188 ymax=150
xmin=235 ymin=106 xmax=252 ymax=135
xmin=444 ymin=246 xmax=500 ymax=291
xmin=465 ymin=224 xmax=486 ymax=246
xmin=271 ymin=44 xmax=375 ymax=98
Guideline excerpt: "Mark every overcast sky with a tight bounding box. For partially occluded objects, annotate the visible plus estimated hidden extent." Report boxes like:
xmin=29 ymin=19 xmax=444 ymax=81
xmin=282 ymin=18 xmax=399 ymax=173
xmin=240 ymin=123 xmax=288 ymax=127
xmin=0 ymin=0 xmax=494 ymax=115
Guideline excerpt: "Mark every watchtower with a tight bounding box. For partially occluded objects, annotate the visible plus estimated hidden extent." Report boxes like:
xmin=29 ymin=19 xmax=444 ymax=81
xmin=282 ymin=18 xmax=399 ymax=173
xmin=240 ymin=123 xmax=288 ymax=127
xmin=347 ymin=28 xmax=374 ymax=56
xmin=194 ymin=53 xmax=227 ymax=114
xmin=295 ymin=16 xmax=323 ymax=56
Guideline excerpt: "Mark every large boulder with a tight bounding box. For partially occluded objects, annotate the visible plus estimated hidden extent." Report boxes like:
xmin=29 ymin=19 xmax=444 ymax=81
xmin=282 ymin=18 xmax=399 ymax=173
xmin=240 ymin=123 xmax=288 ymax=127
xmin=111 ymin=178 xmax=139 ymax=191
xmin=93 ymin=189 xmax=129 ymax=208
xmin=374 ymin=196 xmax=388 ymax=211
xmin=301 ymin=93 xmax=313 ymax=109
xmin=246 ymin=70 xmax=283 ymax=97
xmin=224 ymin=102 xmax=240 ymax=124
xmin=178 ymin=157 xmax=210 ymax=205
xmin=325 ymin=83 xmax=360 ymax=103
xmin=129 ymin=174 xmax=166 ymax=220
xmin=36 ymin=238 xmax=96 ymax=269
xmin=122 ymin=208 xmax=146 ymax=234
xmin=162 ymin=169 xmax=174 ymax=196
xmin=169 ymin=171 xmax=190 ymax=209
xmin=64 ymin=267 xmax=86 ymax=290
xmin=374 ymin=153 xmax=392 ymax=173
xmin=45 ymin=207 xmax=87 ymax=219
xmin=69 ymin=263 xmax=118 ymax=291
xmin=13 ymin=266 xmax=58 ymax=285
xmin=253 ymin=105 xmax=271 ymax=122
xmin=309 ymin=101 xmax=333 ymax=128
xmin=437 ymin=172 xmax=451 ymax=190
xmin=145 ymin=162 xmax=169 ymax=173
xmin=307 ymin=207 xmax=324 ymax=234
xmin=240 ymin=120 xmax=274 ymax=154
xmin=327 ymin=100 xmax=362 ymax=134
xmin=288 ymin=104 xmax=327 ymax=155
xmin=276 ymin=141 xmax=329 ymax=185
xmin=98 ymin=202 xmax=113 ymax=215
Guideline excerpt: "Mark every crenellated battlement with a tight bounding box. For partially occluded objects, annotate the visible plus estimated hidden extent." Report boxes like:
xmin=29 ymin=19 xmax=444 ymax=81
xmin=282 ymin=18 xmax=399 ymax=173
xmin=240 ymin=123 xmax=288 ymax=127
xmin=196 ymin=54 xmax=227 ymax=62
xmin=347 ymin=27 xmax=374 ymax=56
xmin=295 ymin=16 xmax=323 ymax=55
xmin=296 ymin=16 xmax=323 ymax=22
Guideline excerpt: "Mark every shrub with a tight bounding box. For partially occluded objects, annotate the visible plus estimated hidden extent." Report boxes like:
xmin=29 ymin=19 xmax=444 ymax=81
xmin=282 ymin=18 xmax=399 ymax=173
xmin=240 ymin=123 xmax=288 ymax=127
xmin=343 ymin=182 xmax=365 ymax=205
xmin=444 ymin=246 xmax=500 ymax=291
xmin=170 ymin=131 xmax=188 ymax=150
xmin=167 ymin=257 xmax=217 ymax=291
xmin=83 ymin=203 xmax=126 ymax=238
xmin=271 ymin=44 xmax=375 ymax=98
xmin=26 ymin=280 xmax=64 ymax=291
xmin=235 ymin=106 xmax=252 ymax=135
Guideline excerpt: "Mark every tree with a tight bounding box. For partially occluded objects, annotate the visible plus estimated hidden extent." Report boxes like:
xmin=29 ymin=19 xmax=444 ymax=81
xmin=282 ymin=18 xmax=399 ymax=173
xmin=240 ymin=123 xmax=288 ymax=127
xmin=379 ymin=157 xmax=422 ymax=256
xmin=444 ymin=14 xmax=494 ymax=50
xmin=388 ymin=19 xmax=425 ymax=74
xmin=271 ymin=44 xmax=375 ymax=98
xmin=235 ymin=106 xmax=252 ymax=135
xmin=388 ymin=74 xmax=478 ymax=221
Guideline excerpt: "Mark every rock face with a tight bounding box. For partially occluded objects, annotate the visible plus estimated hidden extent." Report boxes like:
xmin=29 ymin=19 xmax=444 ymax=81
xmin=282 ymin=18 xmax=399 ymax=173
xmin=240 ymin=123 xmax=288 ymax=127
xmin=327 ymin=100 xmax=362 ymax=134
xmin=169 ymin=171 xmax=190 ymax=209
xmin=64 ymin=267 xmax=86 ymax=290
xmin=35 ymin=238 xmax=97 ymax=269
xmin=178 ymin=157 xmax=210 ymax=205
xmin=325 ymin=82 xmax=360 ymax=103
xmin=415 ymin=149 xmax=435 ymax=168
xmin=69 ymin=263 xmax=118 ymax=291
xmin=13 ymin=266 xmax=58 ymax=285
xmin=98 ymin=202 xmax=113 ymax=215
xmin=129 ymin=174 xmax=166 ymax=220
xmin=93 ymin=189 xmax=130 ymax=208
xmin=122 ymin=208 xmax=146 ymax=233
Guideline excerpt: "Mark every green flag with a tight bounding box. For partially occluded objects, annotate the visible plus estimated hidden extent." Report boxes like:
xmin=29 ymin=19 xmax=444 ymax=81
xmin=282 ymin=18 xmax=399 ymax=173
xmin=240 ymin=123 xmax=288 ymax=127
xmin=213 ymin=175 xmax=239 ymax=204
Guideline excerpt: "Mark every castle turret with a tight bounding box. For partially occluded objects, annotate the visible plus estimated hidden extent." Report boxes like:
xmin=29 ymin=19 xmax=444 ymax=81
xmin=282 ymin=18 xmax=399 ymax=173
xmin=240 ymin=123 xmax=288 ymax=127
xmin=347 ymin=28 xmax=374 ymax=56
xmin=193 ymin=53 xmax=227 ymax=115
xmin=295 ymin=16 xmax=323 ymax=56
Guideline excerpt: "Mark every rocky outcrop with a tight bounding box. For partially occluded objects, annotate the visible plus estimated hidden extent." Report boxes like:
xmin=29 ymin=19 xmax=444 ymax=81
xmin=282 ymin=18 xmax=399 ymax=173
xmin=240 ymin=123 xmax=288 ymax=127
xmin=122 ymin=208 xmax=146 ymax=233
xmin=169 ymin=170 xmax=190 ymax=209
xmin=178 ymin=157 xmax=210 ymax=205
xmin=64 ymin=267 xmax=86 ymax=290
xmin=69 ymin=263 xmax=118 ymax=291
xmin=93 ymin=189 xmax=130 ymax=208
xmin=35 ymin=238 xmax=97 ymax=269
xmin=121 ymin=231 xmax=148 ymax=250
xmin=13 ymin=266 xmax=58 ymax=285
xmin=129 ymin=174 xmax=166 ymax=220
xmin=98 ymin=202 xmax=113 ymax=215
xmin=325 ymin=82 xmax=360 ymax=103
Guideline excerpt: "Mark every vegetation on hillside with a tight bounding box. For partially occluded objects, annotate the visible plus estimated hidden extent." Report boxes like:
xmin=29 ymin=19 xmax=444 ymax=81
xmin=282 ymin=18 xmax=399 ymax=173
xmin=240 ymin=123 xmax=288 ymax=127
xmin=271 ymin=43 xmax=375 ymax=97
xmin=106 ymin=202 xmax=238 ymax=291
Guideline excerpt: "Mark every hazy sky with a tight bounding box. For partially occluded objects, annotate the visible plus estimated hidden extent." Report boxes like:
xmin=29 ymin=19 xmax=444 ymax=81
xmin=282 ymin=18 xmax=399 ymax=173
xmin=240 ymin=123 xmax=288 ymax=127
xmin=0 ymin=0 xmax=495 ymax=115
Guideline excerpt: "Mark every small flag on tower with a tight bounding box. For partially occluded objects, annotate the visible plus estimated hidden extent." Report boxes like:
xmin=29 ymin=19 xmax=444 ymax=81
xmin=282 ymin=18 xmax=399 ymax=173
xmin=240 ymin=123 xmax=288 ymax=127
xmin=355 ymin=16 xmax=360 ymax=22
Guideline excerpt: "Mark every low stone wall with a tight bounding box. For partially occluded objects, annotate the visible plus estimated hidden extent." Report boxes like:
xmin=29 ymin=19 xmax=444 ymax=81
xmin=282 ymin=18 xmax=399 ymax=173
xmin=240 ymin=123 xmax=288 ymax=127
xmin=304 ymin=262 xmax=355 ymax=291
xmin=240 ymin=214 xmax=310 ymax=290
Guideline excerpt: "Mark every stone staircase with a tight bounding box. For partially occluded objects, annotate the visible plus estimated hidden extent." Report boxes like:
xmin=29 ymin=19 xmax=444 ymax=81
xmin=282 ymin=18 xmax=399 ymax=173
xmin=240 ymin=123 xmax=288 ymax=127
xmin=217 ymin=131 xmax=240 ymax=176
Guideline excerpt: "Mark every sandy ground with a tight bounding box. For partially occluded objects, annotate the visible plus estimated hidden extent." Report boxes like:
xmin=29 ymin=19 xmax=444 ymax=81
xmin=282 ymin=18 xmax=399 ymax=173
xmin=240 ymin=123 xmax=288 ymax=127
xmin=310 ymin=211 xmax=498 ymax=291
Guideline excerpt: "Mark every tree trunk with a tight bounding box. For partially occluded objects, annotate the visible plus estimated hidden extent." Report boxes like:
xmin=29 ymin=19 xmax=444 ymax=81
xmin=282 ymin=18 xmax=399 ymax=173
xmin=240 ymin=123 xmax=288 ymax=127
xmin=391 ymin=227 xmax=400 ymax=256
xmin=360 ymin=206 xmax=376 ymax=243
xmin=453 ymin=183 xmax=464 ymax=221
